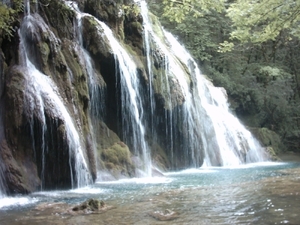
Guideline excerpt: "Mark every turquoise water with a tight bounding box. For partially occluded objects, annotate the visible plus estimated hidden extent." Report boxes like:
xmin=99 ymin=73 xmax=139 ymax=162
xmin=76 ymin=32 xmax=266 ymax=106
xmin=0 ymin=162 xmax=300 ymax=224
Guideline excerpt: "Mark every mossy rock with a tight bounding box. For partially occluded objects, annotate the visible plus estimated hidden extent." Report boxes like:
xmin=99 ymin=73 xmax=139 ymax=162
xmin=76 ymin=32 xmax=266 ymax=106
xmin=41 ymin=0 xmax=75 ymax=40
xmin=72 ymin=198 xmax=105 ymax=212
xmin=83 ymin=0 xmax=123 ymax=31
xmin=265 ymin=146 xmax=281 ymax=161
xmin=147 ymin=139 xmax=170 ymax=171
xmin=152 ymin=66 xmax=185 ymax=110
xmin=250 ymin=127 xmax=285 ymax=153
xmin=81 ymin=16 xmax=113 ymax=63
xmin=101 ymin=141 xmax=135 ymax=178
xmin=102 ymin=142 xmax=131 ymax=165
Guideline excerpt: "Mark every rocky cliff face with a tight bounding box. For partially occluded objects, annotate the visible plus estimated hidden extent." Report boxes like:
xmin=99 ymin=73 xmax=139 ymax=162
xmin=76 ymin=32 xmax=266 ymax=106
xmin=0 ymin=0 xmax=180 ymax=194
xmin=0 ymin=0 xmax=268 ymax=195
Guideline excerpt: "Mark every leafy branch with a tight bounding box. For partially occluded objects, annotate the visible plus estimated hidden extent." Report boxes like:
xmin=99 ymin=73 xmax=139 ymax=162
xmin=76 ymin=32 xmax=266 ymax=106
xmin=0 ymin=0 xmax=24 ymax=40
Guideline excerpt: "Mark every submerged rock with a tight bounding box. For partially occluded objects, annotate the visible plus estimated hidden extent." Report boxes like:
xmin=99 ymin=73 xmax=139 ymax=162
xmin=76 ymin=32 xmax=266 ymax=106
xmin=34 ymin=199 xmax=114 ymax=216
xmin=72 ymin=198 xmax=106 ymax=213
xmin=149 ymin=209 xmax=179 ymax=221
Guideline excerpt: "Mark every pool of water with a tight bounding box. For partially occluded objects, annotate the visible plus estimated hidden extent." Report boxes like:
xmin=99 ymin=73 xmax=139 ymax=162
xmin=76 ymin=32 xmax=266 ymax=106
xmin=1 ymin=162 xmax=300 ymax=224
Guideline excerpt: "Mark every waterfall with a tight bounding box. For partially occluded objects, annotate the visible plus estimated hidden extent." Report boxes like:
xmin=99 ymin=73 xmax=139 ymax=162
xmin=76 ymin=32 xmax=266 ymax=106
xmin=0 ymin=105 xmax=6 ymax=198
xmin=164 ymin=31 xmax=265 ymax=166
xmin=24 ymin=0 xmax=38 ymax=15
xmin=0 ymin=36 xmax=6 ymax=197
xmin=66 ymin=1 xmax=105 ymax=173
xmin=65 ymin=2 xmax=152 ymax=176
xmin=67 ymin=1 xmax=105 ymax=120
xmin=98 ymin=20 xmax=152 ymax=176
xmin=0 ymin=0 xmax=270 ymax=198
xmin=19 ymin=13 xmax=92 ymax=188
xmin=137 ymin=0 xmax=266 ymax=167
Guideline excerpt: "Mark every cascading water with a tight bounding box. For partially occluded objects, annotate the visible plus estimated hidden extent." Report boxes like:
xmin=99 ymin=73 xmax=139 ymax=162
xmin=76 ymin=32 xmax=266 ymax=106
xmin=137 ymin=0 xmax=266 ymax=167
xmin=164 ymin=30 xmax=266 ymax=166
xmin=19 ymin=11 xmax=92 ymax=188
xmin=139 ymin=0 xmax=175 ymax=166
xmin=66 ymin=1 xmax=106 ymax=173
xmin=98 ymin=19 xmax=152 ymax=176
xmin=0 ymin=34 xmax=6 ymax=197
xmin=0 ymin=108 xmax=6 ymax=198
xmin=65 ymin=2 xmax=152 ymax=176
xmin=67 ymin=1 xmax=105 ymax=120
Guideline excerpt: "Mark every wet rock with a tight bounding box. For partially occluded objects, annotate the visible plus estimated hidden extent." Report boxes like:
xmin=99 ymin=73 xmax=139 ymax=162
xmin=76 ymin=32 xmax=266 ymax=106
xmin=149 ymin=209 xmax=179 ymax=221
xmin=151 ymin=167 xmax=164 ymax=177
xmin=101 ymin=141 xmax=135 ymax=178
xmin=72 ymin=198 xmax=104 ymax=211
xmin=265 ymin=146 xmax=281 ymax=161
xmin=250 ymin=127 xmax=285 ymax=154
xmin=71 ymin=199 xmax=114 ymax=214
xmin=0 ymin=139 xmax=40 ymax=194
xmin=34 ymin=199 xmax=115 ymax=217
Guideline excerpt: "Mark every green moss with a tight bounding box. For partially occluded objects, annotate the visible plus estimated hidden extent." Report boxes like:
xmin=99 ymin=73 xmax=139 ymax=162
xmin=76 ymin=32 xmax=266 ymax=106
xmin=131 ymin=21 xmax=143 ymax=33
xmin=101 ymin=142 xmax=131 ymax=165
xmin=265 ymin=146 xmax=281 ymax=161
xmin=42 ymin=0 xmax=75 ymax=39
xmin=149 ymin=12 xmax=165 ymax=41
xmin=0 ymin=1 xmax=23 ymax=41
xmin=122 ymin=4 xmax=141 ymax=18
xmin=147 ymin=140 xmax=170 ymax=171
xmin=250 ymin=127 xmax=285 ymax=153
xmin=99 ymin=137 xmax=135 ymax=178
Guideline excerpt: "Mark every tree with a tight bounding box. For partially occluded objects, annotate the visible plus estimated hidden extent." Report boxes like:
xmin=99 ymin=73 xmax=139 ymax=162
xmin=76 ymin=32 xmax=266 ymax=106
xmin=161 ymin=0 xmax=225 ymax=23
xmin=227 ymin=0 xmax=300 ymax=43
xmin=153 ymin=0 xmax=300 ymax=152
xmin=0 ymin=1 xmax=23 ymax=41
xmin=162 ymin=0 xmax=300 ymax=44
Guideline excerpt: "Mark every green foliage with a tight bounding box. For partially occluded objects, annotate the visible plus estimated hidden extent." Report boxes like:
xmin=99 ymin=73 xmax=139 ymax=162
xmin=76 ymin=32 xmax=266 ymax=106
xmin=227 ymin=0 xmax=300 ymax=43
xmin=0 ymin=1 xmax=23 ymax=40
xmin=162 ymin=0 xmax=300 ymax=45
xmin=101 ymin=142 xmax=131 ymax=165
xmin=122 ymin=4 xmax=140 ymax=17
xmin=151 ymin=0 xmax=300 ymax=152
xmin=162 ymin=0 xmax=225 ymax=23
xmin=218 ymin=41 xmax=234 ymax=53
xmin=149 ymin=5 xmax=227 ymax=62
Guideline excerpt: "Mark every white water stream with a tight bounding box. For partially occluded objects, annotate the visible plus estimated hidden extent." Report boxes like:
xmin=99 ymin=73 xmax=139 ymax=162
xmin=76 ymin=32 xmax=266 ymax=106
xmin=137 ymin=0 xmax=266 ymax=167
xmin=100 ymin=19 xmax=152 ymax=176
xmin=0 ymin=0 xmax=267 ymax=201
xmin=0 ymin=1 xmax=296 ymax=221
xmin=65 ymin=2 xmax=153 ymax=176
xmin=164 ymin=30 xmax=265 ymax=166
xmin=19 ymin=13 xmax=91 ymax=188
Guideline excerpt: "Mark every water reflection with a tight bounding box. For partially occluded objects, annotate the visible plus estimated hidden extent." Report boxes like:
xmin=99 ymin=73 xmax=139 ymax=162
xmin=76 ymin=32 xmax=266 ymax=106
xmin=0 ymin=162 xmax=300 ymax=224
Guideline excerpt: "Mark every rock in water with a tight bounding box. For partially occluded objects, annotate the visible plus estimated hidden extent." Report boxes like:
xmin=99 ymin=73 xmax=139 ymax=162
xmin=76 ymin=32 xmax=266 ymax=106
xmin=149 ymin=209 xmax=179 ymax=221
xmin=72 ymin=199 xmax=106 ymax=213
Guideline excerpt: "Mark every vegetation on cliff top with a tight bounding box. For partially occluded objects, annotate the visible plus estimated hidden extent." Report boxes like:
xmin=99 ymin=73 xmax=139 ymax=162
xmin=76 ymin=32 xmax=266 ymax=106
xmin=0 ymin=0 xmax=23 ymax=41
xmin=149 ymin=0 xmax=300 ymax=152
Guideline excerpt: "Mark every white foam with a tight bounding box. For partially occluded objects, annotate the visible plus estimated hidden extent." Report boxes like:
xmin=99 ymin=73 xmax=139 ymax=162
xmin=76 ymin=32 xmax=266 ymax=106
xmin=165 ymin=168 xmax=218 ymax=175
xmin=69 ymin=187 xmax=106 ymax=194
xmin=0 ymin=197 xmax=38 ymax=209
xmin=97 ymin=176 xmax=172 ymax=185
xmin=204 ymin=161 xmax=287 ymax=169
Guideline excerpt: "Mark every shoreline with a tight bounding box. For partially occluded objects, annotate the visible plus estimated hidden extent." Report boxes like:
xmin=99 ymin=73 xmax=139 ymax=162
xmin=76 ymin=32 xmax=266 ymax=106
xmin=277 ymin=151 xmax=300 ymax=162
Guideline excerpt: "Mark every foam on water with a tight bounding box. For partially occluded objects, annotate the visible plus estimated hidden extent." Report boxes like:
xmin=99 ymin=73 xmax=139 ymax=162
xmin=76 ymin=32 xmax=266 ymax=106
xmin=165 ymin=168 xmax=219 ymax=176
xmin=203 ymin=161 xmax=287 ymax=170
xmin=97 ymin=176 xmax=172 ymax=185
xmin=0 ymin=197 xmax=38 ymax=209
xmin=69 ymin=187 xmax=106 ymax=194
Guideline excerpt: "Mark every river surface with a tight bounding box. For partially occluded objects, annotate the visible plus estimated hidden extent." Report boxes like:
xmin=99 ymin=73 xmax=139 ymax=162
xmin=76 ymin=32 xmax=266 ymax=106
xmin=1 ymin=161 xmax=300 ymax=224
